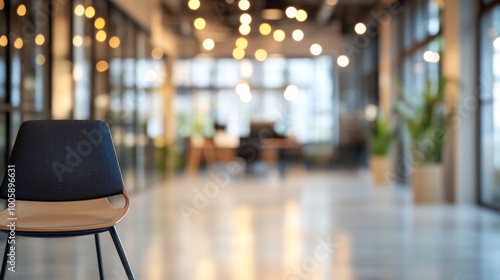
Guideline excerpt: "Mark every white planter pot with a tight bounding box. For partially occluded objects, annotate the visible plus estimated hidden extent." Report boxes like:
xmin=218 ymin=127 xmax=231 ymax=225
xmin=370 ymin=155 xmax=390 ymax=186
xmin=411 ymin=163 xmax=444 ymax=203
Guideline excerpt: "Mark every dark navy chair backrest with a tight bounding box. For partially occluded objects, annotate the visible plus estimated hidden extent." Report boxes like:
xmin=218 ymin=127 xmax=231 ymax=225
xmin=0 ymin=120 xmax=124 ymax=201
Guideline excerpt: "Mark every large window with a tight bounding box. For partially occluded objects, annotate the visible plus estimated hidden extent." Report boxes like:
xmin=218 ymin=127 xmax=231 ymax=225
xmin=0 ymin=0 xmax=168 ymax=189
xmin=173 ymin=56 xmax=336 ymax=145
xmin=479 ymin=1 xmax=500 ymax=208
xmin=400 ymin=0 xmax=443 ymax=92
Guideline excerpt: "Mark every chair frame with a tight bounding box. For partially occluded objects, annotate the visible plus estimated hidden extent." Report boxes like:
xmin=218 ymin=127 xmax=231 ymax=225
xmin=0 ymin=191 xmax=135 ymax=279
xmin=0 ymin=226 xmax=135 ymax=280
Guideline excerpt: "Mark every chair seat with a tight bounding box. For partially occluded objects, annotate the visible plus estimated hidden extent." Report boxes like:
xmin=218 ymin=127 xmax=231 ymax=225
xmin=0 ymin=198 xmax=128 ymax=232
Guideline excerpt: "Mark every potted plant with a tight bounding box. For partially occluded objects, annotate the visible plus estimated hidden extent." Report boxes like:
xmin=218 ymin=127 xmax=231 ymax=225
xmin=368 ymin=113 xmax=393 ymax=186
xmin=396 ymin=78 xmax=452 ymax=203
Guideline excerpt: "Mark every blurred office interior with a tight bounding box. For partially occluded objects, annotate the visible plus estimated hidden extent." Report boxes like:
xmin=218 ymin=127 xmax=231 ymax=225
xmin=1 ymin=0 xmax=500 ymax=279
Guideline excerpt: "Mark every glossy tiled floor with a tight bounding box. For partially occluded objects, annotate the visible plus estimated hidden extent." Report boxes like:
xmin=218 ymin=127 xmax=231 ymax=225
xmin=3 ymin=166 xmax=500 ymax=279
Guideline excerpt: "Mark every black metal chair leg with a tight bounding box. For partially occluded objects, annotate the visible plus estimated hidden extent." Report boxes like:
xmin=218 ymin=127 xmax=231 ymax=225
xmin=108 ymin=227 xmax=135 ymax=280
xmin=0 ymin=237 xmax=9 ymax=280
xmin=95 ymin=234 xmax=105 ymax=280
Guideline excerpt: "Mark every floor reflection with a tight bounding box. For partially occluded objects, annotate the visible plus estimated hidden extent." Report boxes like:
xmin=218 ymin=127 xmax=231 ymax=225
xmin=3 ymin=169 xmax=500 ymax=279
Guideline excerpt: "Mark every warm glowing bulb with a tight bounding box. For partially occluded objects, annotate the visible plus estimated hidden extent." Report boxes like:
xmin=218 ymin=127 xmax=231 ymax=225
xmin=239 ymin=24 xmax=251 ymax=35
xmin=310 ymin=44 xmax=322 ymax=56
xmin=240 ymin=13 xmax=252 ymax=25
xmin=152 ymin=47 xmax=164 ymax=59
xmin=238 ymin=0 xmax=250 ymax=11
xmin=292 ymin=29 xmax=304 ymax=41
xmin=194 ymin=18 xmax=206 ymax=30
xmin=96 ymin=61 xmax=109 ymax=72
xmin=85 ymin=6 xmax=95 ymax=18
xmin=284 ymin=85 xmax=299 ymax=101
xmin=17 ymin=4 xmax=26 ymax=16
xmin=233 ymin=48 xmax=245 ymax=60
xmin=96 ymin=30 xmax=107 ymax=42
xmin=285 ymin=6 xmax=297 ymax=18
xmin=296 ymin=9 xmax=307 ymax=22
xmin=35 ymin=34 xmax=45 ymax=45
xmin=236 ymin=37 xmax=248 ymax=49
xmin=75 ymin=4 xmax=84 ymax=16
xmin=35 ymin=54 xmax=46 ymax=65
xmin=73 ymin=35 xmax=83 ymax=47
xmin=94 ymin=17 xmax=105 ymax=29
xmin=203 ymin=38 xmax=215 ymax=50
xmin=337 ymin=55 xmax=349 ymax=67
xmin=0 ymin=35 xmax=7 ymax=47
xmin=354 ymin=23 xmax=367 ymax=35
xmin=188 ymin=0 xmax=200 ymax=10
xmin=273 ymin=29 xmax=285 ymax=42
xmin=0 ymin=0 xmax=4 ymax=10
xmin=109 ymin=36 xmax=120 ymax=48
xmin=14 ymin=38 xmax=23 ymax=49
xmin=255 ymin=49 xmax=268 ymax=62
xmin=259 ymin=23 xmax=271 ymax=35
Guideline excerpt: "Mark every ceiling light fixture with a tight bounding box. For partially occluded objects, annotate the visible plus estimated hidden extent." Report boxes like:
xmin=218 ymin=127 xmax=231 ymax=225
xmin=310 ymin=44 xmax=322 ymax=55
xmin=296 ymin=9 xmax=307 ymax=22
xmin=262 ymin=9 xmax=283 ymax=20
xmin=239 ymin=0 xmax=250 ymax=11
xmin=109 ymin=36 xmax=120 ymax=48
xmin=74 ymin=5 xmax=84 ymax=16
xmin=354 ymin=23 xmax=367 ymax=35
xmin=203 ymin=38 xmax=215 ymax=50
xmin=73 ymin=36 xmax=83 ymax=47
xmin=35 ymin=34 xmax=45 ymax=45
xmin=259 ymin=23 xmax=272 ymax=35
xmin=14 ymin=38 xmax=23 ymax=49
xmin=17 ymin=4 xmax=26 ymax=16
xmin=194 ymin=18 xmax=206 ymax=30
xmin=239 ymin=24 xmax=251 ymax=35
xmin=240 ymin=13 xmax=252 ymax=25
xmin=236 ymin=37 xmax=248 ymax=49
xmin=285 ymin=6 xmax=297 ymax=18
xmin=292 ymin=29 xmax=304 ymax=41
xmin=233 ymin=48 xmax=245 ymax=60
xmin=337 ymin=55 xmax=349 ymax=67
xmin=273 ymin=29 xmax=285 ymax=42
xmin=85 ymin=6 xmax=95 ymax=18
xmin=255 ymin=49 xmax=268 ymax=62
xmin=188 ymin=0 xmax=200 ymax=10
xmin=94 ymin=17 xmax=106 ymax=29
xmin=96 ymin=30 xmax=107 ymax=42
xmin=0 ymin=35 xmax=7 ymax=47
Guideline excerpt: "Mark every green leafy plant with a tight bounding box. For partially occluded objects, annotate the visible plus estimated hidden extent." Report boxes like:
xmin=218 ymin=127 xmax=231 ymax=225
xmin=368 ymin=114 xmax=393 ymax=156
xmin=395 ymin=78 xmax=452 ymax=163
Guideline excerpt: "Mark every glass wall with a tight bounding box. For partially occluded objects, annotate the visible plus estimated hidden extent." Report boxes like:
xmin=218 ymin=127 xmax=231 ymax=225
xmin=400 ymin=0 xmax=443 ymax=95
xmin=479 ymin=1 xmax=500 ymax=208
xmin=0 ymin=0 xmax=168 ymax=189
xmin=173 ymin=56 xmax=336 ymax=144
